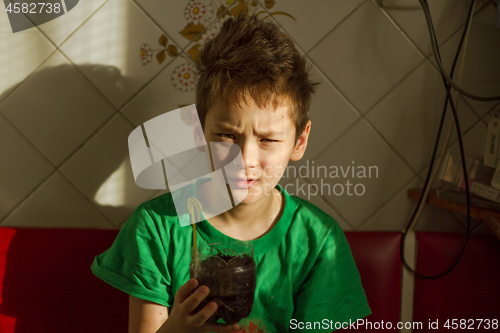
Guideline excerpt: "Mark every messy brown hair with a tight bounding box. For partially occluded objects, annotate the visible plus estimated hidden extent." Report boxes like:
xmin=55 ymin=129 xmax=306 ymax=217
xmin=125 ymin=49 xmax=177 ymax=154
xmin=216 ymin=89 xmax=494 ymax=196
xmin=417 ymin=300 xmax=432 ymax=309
xmin=195 ymin=15 xmax=318 ymax=144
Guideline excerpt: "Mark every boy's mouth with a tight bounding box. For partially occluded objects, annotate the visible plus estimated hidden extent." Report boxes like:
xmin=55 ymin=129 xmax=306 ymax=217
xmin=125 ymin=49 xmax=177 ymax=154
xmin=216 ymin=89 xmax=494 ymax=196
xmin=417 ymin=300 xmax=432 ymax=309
xmin=230 ymin=178 xmax=259 ymax=188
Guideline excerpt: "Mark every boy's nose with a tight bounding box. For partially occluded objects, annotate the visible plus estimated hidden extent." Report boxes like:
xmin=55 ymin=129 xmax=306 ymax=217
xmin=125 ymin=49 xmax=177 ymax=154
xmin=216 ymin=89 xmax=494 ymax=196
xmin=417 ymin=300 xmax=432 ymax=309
xmin=237 ymin=139 xmax=259 ymax=169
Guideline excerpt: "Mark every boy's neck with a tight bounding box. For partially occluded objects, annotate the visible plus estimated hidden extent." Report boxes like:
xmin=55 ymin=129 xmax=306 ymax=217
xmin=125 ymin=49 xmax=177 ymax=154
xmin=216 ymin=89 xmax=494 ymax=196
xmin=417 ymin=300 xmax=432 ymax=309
xmin=198 ymin=180 xmax=284 ymax=241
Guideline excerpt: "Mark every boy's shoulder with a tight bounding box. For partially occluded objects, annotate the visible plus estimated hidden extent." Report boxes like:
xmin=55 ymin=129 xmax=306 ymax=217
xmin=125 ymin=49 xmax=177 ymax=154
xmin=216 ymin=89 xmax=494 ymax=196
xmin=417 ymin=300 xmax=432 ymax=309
xmin=138 ymin=179 xmax=199 ymax=216
xmin=289 ymin=194 xmax=332 ymax=218
xmin=285 ymin=189 xmax=334 ymax=218
xmin=125 ymin=191 xmax=182 ymax=233
xmin=280 ymin=186 xmax=341 ymax=235
xmin=137 ymin=191 xmax=177 ymax=217
xmin=130 ymin=180 xmax=208 ymax=230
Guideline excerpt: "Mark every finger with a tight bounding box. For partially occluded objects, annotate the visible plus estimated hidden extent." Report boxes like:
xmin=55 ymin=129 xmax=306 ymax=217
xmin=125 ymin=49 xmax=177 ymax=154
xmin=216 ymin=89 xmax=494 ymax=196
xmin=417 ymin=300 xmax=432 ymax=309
xmin=182 ymin=285 xmax=211 ymax=314
xmin=187 ymin=300 xmax=218 ymax=327
xmin=174 ymin=278 xmax=199 ymax=305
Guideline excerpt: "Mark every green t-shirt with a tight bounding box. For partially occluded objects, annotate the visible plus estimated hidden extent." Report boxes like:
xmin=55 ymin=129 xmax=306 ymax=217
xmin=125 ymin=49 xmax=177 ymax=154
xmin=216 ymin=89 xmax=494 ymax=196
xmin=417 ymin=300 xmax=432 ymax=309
xmin=91 ymin=179 xmax=371 ymax=332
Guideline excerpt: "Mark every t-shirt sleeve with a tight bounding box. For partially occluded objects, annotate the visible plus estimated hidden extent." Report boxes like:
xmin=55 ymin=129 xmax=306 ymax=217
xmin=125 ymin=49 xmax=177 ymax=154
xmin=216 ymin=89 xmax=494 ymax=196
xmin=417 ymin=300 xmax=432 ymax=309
xmin=291 ymin=221 xmax=371 ymax=332
xmin=90 ymin=203 xmax=173 ymax=307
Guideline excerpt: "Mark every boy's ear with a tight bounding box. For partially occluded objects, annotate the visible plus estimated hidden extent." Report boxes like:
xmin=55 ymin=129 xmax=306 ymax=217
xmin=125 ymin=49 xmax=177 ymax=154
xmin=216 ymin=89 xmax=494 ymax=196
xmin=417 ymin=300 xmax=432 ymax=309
xmin=290 ymin=120 xmax=311 ymax=161
xmin=193 ymin=111 xmax=206 ymax=151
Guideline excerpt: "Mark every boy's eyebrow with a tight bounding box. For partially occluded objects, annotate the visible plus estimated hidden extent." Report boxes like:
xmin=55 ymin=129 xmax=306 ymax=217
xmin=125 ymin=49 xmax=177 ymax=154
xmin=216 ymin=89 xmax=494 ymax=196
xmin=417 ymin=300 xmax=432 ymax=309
xmin=214 ymin=124 xmax=285 ymax=136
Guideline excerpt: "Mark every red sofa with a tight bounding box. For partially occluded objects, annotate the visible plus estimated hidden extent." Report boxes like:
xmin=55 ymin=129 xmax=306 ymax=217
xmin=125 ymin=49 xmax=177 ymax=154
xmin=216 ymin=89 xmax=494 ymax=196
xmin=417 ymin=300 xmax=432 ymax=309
xmin=0 ymin=228 xmax=498 ymax=333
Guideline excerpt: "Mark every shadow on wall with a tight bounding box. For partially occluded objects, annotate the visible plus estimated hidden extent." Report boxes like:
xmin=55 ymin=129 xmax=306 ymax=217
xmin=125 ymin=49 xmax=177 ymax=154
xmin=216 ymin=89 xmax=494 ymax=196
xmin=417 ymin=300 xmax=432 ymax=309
xmin=0 ymin=63 xmax=160 ymax=227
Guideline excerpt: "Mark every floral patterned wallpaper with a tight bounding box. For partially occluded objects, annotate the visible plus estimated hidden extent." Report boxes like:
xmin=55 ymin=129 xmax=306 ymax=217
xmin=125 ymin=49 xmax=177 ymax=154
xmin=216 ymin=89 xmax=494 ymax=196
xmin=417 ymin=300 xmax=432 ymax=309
xmin=140 ymin=0 xmax=294 ymax=95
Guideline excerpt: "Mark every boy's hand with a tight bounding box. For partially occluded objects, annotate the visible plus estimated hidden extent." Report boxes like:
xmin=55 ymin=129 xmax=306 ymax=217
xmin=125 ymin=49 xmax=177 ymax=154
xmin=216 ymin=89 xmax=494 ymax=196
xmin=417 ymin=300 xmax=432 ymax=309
xmin=161 ymin=278 xmax=240 ymax=333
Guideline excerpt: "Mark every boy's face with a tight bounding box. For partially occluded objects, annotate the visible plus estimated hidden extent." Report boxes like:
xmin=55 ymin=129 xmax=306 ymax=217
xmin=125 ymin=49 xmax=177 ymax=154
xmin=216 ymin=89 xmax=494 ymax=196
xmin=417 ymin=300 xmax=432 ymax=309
xmin=195 ymin=96 xmax=311 ymax=205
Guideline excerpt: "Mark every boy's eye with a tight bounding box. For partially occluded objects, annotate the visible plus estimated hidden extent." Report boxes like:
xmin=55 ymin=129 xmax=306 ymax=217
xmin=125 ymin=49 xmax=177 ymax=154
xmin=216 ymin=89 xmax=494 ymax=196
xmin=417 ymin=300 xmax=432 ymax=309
xmin=217 ymin=133 xmax=235 ymax=139
xmin=216 ymin=134 xmax=278 ymax=143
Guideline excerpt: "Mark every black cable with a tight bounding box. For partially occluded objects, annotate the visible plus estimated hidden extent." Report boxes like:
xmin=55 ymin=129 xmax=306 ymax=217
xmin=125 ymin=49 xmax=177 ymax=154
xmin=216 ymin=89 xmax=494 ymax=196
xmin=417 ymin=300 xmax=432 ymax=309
xmin=418 ymin=0 xmax=500 ymax=101
xmin=400 ymin=0 xmax=473 ymax=279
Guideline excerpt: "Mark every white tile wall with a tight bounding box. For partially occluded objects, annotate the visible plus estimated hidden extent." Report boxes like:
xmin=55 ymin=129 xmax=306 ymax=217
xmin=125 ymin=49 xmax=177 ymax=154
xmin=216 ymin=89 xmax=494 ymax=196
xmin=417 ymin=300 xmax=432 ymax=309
xmin=360 ymin=177 xmax=422 ymax=231
xmin=0 ymin=8 xmax=55 ymax=104
xmin=0 ymin=116 xmax=54 ymax=221
xmin=1 ymin=0 xmax=499 ymax=230
xmin=0 ymin=51 xmax=115 ymax=166
xmin=304 ymin=64 xmax=361 ymax=161
xmin=1 ymin=172 xmax=113 ymax=228
xmin=59 ymin=0 xmax=179 ymax=108
xmin=59 ymin=113 xmax=150 ymax=226
xmin=308 ymin=0 xmax=424 ymax=114
xmin=309 ymin=119 xmax=415 ymax=228
xmin=135 ymin=0 xmax=234 ymax=50
xmin=121 ymin=55 xmax=196 ymax=126
xmin=366 ymin=60 xmax=479 ymax=174
xmin=257 ymin=0 xmax=358 ymax=53
xmin=384 ymin=0 xmax=476 ymax=57
xmin=37 ymin=0 xmax=107 ymax=46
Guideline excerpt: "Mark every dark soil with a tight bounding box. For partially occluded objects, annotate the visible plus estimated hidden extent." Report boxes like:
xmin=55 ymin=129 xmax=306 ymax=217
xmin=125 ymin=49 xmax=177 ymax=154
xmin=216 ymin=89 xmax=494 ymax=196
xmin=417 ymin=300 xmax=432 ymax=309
xmin=190 ymin=253 xmax=256 ymax=324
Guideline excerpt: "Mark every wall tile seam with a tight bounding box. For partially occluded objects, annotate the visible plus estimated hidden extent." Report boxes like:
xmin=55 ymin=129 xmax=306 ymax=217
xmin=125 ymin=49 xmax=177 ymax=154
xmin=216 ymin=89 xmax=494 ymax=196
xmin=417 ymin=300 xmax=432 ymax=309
xmin=0 ymin=168 xmax=115 ymax=228
xmin=295 ymin=54 xmax=363 ymax=140
xmin=2 ymin=47 xmax=122 ymax=163
xmin=250 ymin=0 xmax=365 ymax=131
xmin=0 ymin=115 xmax=55 ymax=226
xmin=375 ymin=0 xmax=427 ymax=60
xmin=25 ymin=49 xmax=124 ymax=168
xmin=362 ymin=57 xmax=427 ymax=118
xmin=79 ymin=0 xmax=186 ymax=110
xmin=52 ymin=113 xmax=131 ymax=223
xmin=131 ymin=0 xmax=193 ymax=55
xmin=0 ymin=171 xmax=56 ymax=226
xmin=255 ymin=0 xmax=361 ymax=56
xmin=356 ymin=175 xmax=421 ymax=231
xmin=30 ymin=0 xmax=200 ymax=114
xmin=43 ymin=0 xmax=111 ymax=49
xmin=291 ymin=53 xmax=368 ymax=162
xmin=0 ymin=113 xmax=128 ymax=227
xmin=58 ymin=170 xmax=117 ymax=227
xmin=438 ymin=117 xmax=486 ymax=154
xmin=0 ymin=44 xmax=56 ymax=106
xmin=0 ymin=111 xmax=139 ymax=228
xmin=376 ymin=0 xmax=491 ymax=61
xmin=302 ymin=5 xmax=430 ymax=121
xmin=360 ymin=115 xmax=419 ymax=176
xmin=0 ymin=112 xmax=56 ymax=171
xmin=304 ymin=59 xmax=427 ymax=176
xmin=305 ymin=2 xmax=362 ymax=57
xmin=361 ymin=57 xmax=483 ymax=148
xmin=303 ymin=115 xmax=419 ymax=227
xmin=423 ymin=4 xmax=494 ymax=71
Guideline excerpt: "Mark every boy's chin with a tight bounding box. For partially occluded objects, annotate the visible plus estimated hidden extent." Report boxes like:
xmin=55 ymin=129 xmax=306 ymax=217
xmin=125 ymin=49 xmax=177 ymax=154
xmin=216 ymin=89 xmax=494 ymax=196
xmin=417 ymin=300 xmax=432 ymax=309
xmin=229 ymin=188 xmax=253 ymax=205
xmin=230 ymin=187 xmax=274 ymax=205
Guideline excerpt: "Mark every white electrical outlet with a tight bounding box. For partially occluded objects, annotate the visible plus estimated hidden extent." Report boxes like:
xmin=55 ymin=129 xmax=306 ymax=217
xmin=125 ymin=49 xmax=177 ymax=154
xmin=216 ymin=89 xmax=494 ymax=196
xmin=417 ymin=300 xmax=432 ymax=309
xmin=377 ymin=0 xmax=422 ymax=9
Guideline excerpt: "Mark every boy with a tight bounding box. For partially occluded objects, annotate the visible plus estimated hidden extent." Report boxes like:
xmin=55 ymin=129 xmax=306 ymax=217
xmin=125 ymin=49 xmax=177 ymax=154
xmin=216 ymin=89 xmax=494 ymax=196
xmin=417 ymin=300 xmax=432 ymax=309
xmin=91 ymin=15 xmax=371 ymax=333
